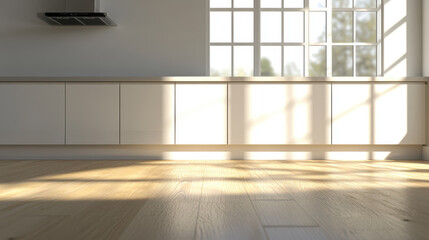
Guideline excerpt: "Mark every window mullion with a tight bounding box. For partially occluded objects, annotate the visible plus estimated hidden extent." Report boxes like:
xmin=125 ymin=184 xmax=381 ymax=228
xmin=281 ymin=0 xmax=284 ymax=76
xmin=304 ymin=0 xmax=309 ymax=76
xmin=377 ymin=0 xmax=383 ymax=76
xmin=231 ymin=5 xmax=234 ymax=77
xmin=326 ymin=0 xmax=332 ymax=77
xmin=254 ymin=0 xmax=260 ymax=76
xmin=353 ymin=5 xmax=357 ymax=76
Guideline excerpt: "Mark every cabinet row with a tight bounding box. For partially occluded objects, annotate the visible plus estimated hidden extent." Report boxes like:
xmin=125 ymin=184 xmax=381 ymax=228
xmin=0 ymin=82 xmax=425 ymax=145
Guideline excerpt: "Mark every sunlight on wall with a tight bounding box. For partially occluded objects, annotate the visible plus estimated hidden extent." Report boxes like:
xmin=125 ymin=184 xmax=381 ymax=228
xmin=383 ymin=0 xmax=407 ymax=76
xmin=332 ymin=84 xmax=371 ymax=144
xmin=165 ymin=151 xmax=230 ymax=160
xmin=384 ymin=0 xmax=407 ymax=31
xmin=246 ymin=84 xmax=289 ymax=144
xmin=384 ymin=23 xmax=407 ymax=76
xmin=245 ymin=151 xmax=311 ymax=160
xmin=372 ymin=151 xmax=392 ymax=160
xmin=176 ymin=84 xmax=227 ymax=144
xmin=327 ymin=151 xmax=370 ymax=160
xmin=230 ymin=84 xmax=318 ymax=144
xmin=374 ymin=84 xmax=407 ymax=144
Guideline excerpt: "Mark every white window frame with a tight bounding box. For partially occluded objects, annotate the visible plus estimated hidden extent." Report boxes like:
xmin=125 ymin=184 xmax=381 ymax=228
xmin=208 ymin=0 xmax=382 ymax=77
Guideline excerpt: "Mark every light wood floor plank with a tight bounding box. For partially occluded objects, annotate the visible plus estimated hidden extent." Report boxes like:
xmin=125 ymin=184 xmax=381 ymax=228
xmin=265 ymin=227 xmax=331 ymax=240
xmin=253 ymin=200 xmax=318 ymax=227
xmin=0 ymin=159 xmax=428 ymax=240
xmin=196 ymin=201 xmax=268 ymax=240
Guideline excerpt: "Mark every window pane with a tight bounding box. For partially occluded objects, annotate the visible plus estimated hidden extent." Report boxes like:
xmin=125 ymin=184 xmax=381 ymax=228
xmin=210 ymin=0 xmax=231 ymax=8
xmin=284 ymin=46 xmax=304 ymax=76
xmin=234 ymin=0 xmax=253 ymax=8
xmin=309 ymin=12 xmax=326 ymax=42
xmin=261 ymin=46 xmax=282 ymax=76
xmin=309 ymin=46 xmax=326 ymax=76
xmin=234 ymin=12 xmax=254 ymax=42
xmin=261 ymin=12 xmax=282 ymax=42
xmin=210 ymin=12 xmax=231 ymax=42
xmin=210 ymin=46 xmax=231 ymax=76
xmin=284 ymin=12 xmax=304 ymax=43
xmin=332 ymin=12 xmax=353 ymax=42
xmin=333 ymin=0 xmax=352 ymax=8
xmin=261 ymin=0 xmax=281 ymax=8
xmin=309 ymin=0 xmax=326 ymax=8
xmin=356 ymin=46 xmax=376 ymax=76
xmin=234 ymin=46 xmax=254 ymax=76
xmin=355 ymin=0 xmax=376 ymax=8
xmin=356 ymin=12 xmax=376 ymax=42
xmin=333 ymin=46 xmax=353 ymax=76
xmin=284 ymin=0 xmax=304 ymax=8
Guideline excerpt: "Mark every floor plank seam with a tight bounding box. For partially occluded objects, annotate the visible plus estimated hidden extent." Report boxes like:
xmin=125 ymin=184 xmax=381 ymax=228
xmin=243 ymin=171 xmax=271 ymax=240
xmin=192 ymin=166 xmax=204 ymax=240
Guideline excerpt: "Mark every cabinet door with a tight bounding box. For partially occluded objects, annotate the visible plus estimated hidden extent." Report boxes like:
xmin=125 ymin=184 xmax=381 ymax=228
xmin=176 ymin=84 xmax=227 ymax=144
xmin=374 ymin=83 xmax=425 ymax=144
xmin=66 ymin=83 xmax=119 ymax=144
xmin=120 ymin=83 xmax=174 ymax=144
xmin=229 ymin=83 xmax=331 ymax=144
xmin=332 ymin=84 xmax=371 ymax=144
xmin=0 ymin=83 xmax=65 ymax=144
xmin=332 ymin=83 xmax=425 ymax=144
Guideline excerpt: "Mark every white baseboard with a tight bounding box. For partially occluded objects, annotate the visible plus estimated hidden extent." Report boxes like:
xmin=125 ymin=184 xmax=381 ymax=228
xmin=0 ymin=145 xmax=423 ymax=160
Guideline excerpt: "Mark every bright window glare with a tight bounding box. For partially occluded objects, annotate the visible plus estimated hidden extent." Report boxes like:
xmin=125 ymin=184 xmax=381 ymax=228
xmin=210 ymin=46 xmax=231 ymax=76
xmin=210 ymin=12 xmax=231 ymax=43
xmin=234 ymin=0 xmax=253 ymax=8
xmin=310 ymin=12 xmax=326 ymax=42
xmin=234 ymin=46 xmax=254 ymax=76
xmin=210 ymin=0 xmax=231 ymax=8
xmin=234 ymin=12 xmax=254 ymax=42
xmin=261 ymin=12 xmax=282 ymax=42
xmin=261 ymin=0 xmax=281 ymax=8
xmin=284 ymin=0 xmax=304 ymax=8
xmin=284 ymin=46 xmax=304 ymax=76
xmin=284 ymin=12 xmax=304 ymax=43
xmin=309 ymin=0 xmax=326 ymax=8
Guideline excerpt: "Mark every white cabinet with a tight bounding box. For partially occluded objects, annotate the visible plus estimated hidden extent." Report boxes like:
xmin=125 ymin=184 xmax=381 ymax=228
xmin=120 ymin=83 xmax=175 ymax=144
xmin=374 ymin=83 xmax=425 ymax=144
xmin=332 ymin=84 xmax=371 ymax=144
xmin=0 ymin=83 xmax=65 ymax=144
xmin=332 ymin=83 xmax=425 ymax=144
xmin=66 ymin=83 xmax=119 ymax=144
xmin=229 ymin=83 xmax=331 ymax=144
xmin=176 ymin=84 xmax=227 ymax=144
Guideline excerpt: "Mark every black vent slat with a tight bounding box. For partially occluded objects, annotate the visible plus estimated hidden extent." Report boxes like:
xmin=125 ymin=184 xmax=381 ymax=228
xmin=41 ymin=12 xmax=116 ymax=26
xmin=77 ymin=18 xmax=106 ymax=25
xmin=52 ymin=17 xmax=83 ymax=25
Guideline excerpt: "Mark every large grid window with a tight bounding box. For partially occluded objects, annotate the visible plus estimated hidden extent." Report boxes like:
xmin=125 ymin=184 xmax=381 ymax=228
xmin=209 ymin=0 xmax=380 ymax=77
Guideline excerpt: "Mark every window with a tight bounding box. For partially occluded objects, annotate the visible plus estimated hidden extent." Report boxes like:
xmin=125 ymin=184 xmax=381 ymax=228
xmin=209 ymin=0 xmax=380 ymax=77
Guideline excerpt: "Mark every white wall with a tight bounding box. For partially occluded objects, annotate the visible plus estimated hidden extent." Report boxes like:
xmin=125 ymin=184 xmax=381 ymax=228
xmin=424 ymin=0 xmax=429 ymax=75
xmin=0 ymin=0 xmax=423 ymax=77
xmin=383 ymin=0 xmax=422 ymax=76
xmin=0 ymin=0 xmax=207 ymax=76
xmin=422 ymin=0 xmax=429 ymax=160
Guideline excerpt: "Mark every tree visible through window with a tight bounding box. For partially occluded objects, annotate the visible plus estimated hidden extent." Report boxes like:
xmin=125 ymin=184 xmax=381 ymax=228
xmin=209 ymin=0 xmax=379 ymax=77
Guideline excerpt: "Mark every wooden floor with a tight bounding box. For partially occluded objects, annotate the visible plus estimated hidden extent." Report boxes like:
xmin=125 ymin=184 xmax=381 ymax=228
xmin=0 ymin=159 xmax=429 ymax=240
